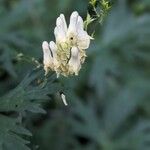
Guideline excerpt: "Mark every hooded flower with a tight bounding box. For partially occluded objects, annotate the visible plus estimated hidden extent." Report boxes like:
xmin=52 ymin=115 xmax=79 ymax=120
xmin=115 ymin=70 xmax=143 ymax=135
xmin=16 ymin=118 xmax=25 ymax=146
xmin=42 ymin=11 xmax=91 ymax=77
xmin=42 ymin=41 xmax=59 ymax=75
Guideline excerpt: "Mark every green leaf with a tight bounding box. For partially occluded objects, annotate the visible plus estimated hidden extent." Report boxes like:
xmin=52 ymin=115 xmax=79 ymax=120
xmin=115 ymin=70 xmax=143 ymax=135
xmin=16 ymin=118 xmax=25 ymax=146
xmin=0 ymin=115 xmax=31 ymax=150
xmin=0 ymin=69 xmax=60 ymax=113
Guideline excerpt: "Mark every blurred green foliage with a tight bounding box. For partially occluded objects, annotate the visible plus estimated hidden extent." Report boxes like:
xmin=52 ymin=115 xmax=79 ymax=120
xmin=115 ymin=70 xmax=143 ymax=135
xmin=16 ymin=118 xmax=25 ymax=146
xmin=0 ymin=0 xmax=150 ymax=150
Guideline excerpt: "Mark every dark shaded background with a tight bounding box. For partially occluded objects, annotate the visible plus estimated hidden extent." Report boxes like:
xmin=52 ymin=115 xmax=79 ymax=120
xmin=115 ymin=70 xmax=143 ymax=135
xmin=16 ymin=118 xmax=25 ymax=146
xmin=0 ymin=0 xmax=150 ymax=150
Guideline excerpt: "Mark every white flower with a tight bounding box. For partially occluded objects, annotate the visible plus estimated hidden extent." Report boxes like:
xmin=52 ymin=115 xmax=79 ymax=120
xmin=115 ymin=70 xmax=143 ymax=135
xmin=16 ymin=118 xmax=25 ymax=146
xmin=67 ymin=11 xmax=90 ymax=49
xmin=49 ymin=41 xmax=59 ymax=67
xmin=42 ymin=11 xmax=91 ymax=77
xmin=68 ymin=46 xmax=81 ymax=75
xmin=42 ymin=41 xmax=53 ymax=74
xmin=54 ymin=14 xmax=67 ymax=44
xmin=42 ymin=41 xmax=59 ymax=75
xmin=55 ymin=11 xmax=90 ymax=49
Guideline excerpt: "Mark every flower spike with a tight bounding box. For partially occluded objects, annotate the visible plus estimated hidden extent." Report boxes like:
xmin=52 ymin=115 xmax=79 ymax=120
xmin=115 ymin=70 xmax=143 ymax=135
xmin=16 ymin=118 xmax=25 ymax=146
xmin=42 ymin=11 xmax=91 ymax=77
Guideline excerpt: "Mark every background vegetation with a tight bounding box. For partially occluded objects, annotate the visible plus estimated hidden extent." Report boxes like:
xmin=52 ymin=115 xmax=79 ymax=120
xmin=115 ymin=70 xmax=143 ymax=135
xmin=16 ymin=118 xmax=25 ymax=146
xmin=0 ymin=0 xmax=150 ymax=150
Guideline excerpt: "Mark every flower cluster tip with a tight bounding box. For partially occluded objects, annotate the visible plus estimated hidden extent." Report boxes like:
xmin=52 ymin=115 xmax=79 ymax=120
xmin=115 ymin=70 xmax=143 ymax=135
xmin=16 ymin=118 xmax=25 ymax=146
xmin=42 ymin=11 xmax=91 ymax=77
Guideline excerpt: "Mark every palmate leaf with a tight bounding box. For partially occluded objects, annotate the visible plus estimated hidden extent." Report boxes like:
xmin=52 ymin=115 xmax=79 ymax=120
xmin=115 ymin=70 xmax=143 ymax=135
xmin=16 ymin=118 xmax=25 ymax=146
xmin=116 ymin=120 xmax=150 ymax=150
xmin=89 ymin=0 xmax=150 ymax=99
xmin=100 ymin=0 xmax=150 ymax=62
xmin=0 ymin=68 xmax=60 ymax=113
xmin=0 ymin=0 xmax=46 ymax=77
xmin=0 ymin=68 xmax=61 ymax=150
xmin=71 ymin=99 xmax=101 ymax=140
xmin=89 ymin=53 xmax=119 ymax=99
xmin=70 ymin=98 xmax=115 ymax=149
xmin=103 ymin=79 xmax=150 ymax=136
xmin=34 ymin=111 xmax=73 ymax=150
xmin=70 ymin=96 xmax=150 ymax=150
xmin=0 ymin=115 xmax=31 ymax=150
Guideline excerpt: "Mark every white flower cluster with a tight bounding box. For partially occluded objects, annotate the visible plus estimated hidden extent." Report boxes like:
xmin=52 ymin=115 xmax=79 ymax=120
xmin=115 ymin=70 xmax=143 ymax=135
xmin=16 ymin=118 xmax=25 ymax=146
xmin=42 ymin=11 xmax=91 ymax=77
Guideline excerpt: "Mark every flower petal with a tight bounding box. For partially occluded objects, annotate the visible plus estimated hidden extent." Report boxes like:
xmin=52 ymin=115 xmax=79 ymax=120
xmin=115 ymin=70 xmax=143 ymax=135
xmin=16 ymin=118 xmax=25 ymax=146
xmin=60 ymin=93 xmax=68 ymax=106
xmin=77 ymin=30 xmax=90 ymax=49
xmin=42 ymin=41 xmax=52 ymax=63
xmin=56 ymin=17 xmax=66 ymax=36
xmin=77 ymin=16 xmax=84 ymax=31
xmin=68 ymin=46 xmax=81 ymax=75
xmin=68 ymin=11 xmax=78 ymax=33
xmin=49 ymin=41 xmax=57 ymax=57
xmin=60 ymin=14 xmax=67 ymax=34
xmin=49 ymin=41 xmax=59 ymax=69
xmin=55 ymin=16 xmax=67 ymax=43
xmin=42 ymin=41 xmax=53 ymax=74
